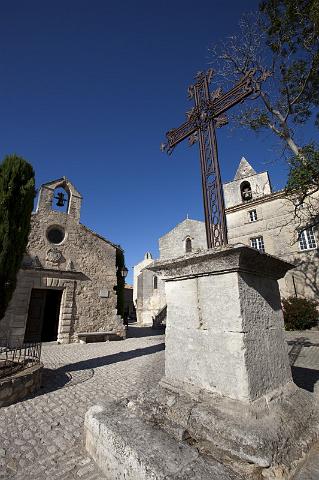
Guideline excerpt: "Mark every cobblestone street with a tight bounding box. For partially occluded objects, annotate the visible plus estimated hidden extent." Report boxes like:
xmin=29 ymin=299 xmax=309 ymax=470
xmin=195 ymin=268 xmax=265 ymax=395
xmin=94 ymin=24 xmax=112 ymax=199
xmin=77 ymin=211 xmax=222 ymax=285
xmin=0 ymin=328 xmax=319 ymax=480
xmin=0 ymin=327 xmax=165 ymax=480
xmin=285 ymin=331 xmax=319 ymax=480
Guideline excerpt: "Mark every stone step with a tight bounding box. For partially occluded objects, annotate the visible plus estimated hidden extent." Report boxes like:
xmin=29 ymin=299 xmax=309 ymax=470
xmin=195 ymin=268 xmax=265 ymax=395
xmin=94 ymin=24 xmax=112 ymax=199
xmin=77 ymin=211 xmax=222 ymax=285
xmin=85 ymin=404 xmax=242 ymax=480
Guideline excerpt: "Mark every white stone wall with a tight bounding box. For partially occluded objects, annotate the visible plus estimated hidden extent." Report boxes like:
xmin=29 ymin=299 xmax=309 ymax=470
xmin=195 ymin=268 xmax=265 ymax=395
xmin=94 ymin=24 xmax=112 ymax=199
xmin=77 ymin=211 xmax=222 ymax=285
xmin=159 ymin=219 xmax=207 ymax=260
xmin=223 ymin=171 xmax=272 ymax=209
xmin=226 ymin=191 xmax=319 ymax=300
xmin=133 ymin=255 xmax=154 ymax=307
xmin=136 ymin=269 xmax=166 ymax=326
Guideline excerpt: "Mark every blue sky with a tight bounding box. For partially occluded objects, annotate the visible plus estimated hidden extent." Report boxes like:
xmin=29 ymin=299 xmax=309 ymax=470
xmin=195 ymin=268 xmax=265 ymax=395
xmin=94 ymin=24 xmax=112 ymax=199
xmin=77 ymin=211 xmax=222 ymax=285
xmin=0 ymin=1 xmax=316 ymax=283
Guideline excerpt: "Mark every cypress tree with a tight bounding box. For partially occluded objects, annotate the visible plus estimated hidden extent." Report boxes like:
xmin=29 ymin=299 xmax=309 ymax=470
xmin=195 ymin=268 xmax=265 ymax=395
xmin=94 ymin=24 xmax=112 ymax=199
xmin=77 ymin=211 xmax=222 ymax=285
xmin=0 ymin=155 xmax=35 ymax=321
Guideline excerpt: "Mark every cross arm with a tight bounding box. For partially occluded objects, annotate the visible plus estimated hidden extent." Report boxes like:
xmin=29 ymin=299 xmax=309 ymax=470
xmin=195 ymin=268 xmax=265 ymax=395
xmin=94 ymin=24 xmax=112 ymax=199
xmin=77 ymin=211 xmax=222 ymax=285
xmin=212 ymin=70 xmax=256 ymax=118
xmin=161 ymin=119 xmax=197 ymax=154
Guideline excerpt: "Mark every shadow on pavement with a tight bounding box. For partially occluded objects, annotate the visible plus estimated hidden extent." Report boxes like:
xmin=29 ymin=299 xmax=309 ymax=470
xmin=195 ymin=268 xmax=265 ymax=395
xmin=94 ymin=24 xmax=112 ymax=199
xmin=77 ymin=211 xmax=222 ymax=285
xmin=287 ymin=337 xmax=319 ymax=348
xmin=127 ymin=325 xmax=165 ymax=338
xmin=38 ymin=342 xmax=165 ymax=395
xmin=291 ymin=365 xmax=319 ymax=393
xmin=66 ymin=342 xmax=165 ymax=372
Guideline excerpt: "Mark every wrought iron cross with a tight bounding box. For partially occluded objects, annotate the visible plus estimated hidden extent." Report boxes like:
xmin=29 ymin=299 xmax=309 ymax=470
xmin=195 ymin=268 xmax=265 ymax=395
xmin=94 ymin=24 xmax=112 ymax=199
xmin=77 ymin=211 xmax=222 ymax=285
xmin=161 ymin=68 xmax=259 ymax=249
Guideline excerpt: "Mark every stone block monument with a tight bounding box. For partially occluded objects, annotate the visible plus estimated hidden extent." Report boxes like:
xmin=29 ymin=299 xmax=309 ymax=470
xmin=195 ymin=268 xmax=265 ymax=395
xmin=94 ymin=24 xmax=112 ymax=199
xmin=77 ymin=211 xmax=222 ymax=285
xmin=86 ymin=68 xmax=318 ymax=480
xmin=85 ymin=246 xmax=319 ymax=479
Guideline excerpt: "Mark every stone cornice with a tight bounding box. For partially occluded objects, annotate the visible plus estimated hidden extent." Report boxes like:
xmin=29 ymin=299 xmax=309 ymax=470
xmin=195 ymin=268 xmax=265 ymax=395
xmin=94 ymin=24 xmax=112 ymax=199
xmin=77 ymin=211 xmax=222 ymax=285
xmin=148 ymin=245 xmax=295 ymax=282
xmin=21 ymin=266 xmax=88 ymax=280
xmin=225 ymin=190 xmax=286 ymax=214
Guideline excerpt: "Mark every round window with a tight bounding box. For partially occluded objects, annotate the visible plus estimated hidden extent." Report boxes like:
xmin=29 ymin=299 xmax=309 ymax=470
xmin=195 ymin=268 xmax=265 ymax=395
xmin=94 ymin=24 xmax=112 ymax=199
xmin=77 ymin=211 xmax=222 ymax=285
xmin=47 ymin=226 xmax=65 ymax=244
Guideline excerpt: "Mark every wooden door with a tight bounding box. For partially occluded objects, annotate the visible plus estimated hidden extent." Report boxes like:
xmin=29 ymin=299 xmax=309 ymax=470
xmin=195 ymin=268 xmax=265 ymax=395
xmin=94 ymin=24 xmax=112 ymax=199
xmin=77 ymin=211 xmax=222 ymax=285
xmin=24 ymin=289 xmax=47 ymax=342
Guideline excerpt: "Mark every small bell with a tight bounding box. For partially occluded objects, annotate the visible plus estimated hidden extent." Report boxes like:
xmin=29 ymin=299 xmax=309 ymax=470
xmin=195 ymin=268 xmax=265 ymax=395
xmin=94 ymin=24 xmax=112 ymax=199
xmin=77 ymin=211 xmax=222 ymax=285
xmin=55 ymin=192 xmax=66 ymax=207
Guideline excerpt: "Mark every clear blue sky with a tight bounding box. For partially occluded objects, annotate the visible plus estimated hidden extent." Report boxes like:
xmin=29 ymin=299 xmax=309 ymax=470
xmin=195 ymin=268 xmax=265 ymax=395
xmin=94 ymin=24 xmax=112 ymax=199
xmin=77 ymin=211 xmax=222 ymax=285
xmin=0 ymin=1 xmax=315 ymax=283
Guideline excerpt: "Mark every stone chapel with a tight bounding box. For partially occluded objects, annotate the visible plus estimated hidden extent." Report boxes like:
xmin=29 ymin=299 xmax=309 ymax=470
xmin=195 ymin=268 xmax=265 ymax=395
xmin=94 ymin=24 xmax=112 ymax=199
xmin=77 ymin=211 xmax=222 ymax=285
xmin=1 ymin=177 xmax=126 ymax=344
xmin=134 ymin=157 xmax=319 ymax=326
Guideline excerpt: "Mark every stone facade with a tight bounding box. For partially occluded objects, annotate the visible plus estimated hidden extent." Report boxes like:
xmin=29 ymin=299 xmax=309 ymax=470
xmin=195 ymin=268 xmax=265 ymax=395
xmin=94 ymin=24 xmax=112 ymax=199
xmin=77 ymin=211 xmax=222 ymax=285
xmin=225 ymin=157 xmax=319 ymax=300
xmin=159 ymin=219 xmax=207 ymax=260
xmin=134 ymin=158 xmax=319 ymax=325
xmin=133 ymin=252 xmax=166 ymax=326
xmin=1 ymin=177 xmax=125 ymax=344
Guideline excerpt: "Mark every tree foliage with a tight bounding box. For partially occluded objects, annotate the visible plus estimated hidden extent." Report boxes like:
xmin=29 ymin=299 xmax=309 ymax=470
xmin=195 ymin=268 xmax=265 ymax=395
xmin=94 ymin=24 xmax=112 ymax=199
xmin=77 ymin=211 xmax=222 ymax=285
xmin=261 ymin=0 xmax=319 ymax=127
xmin=286 ymin=144 xmax=319 ymax=202
xmin=282 ymin=296 xmax=318 ymax=330
xmin=0 ymin=155 xmax=35 ymax=321
xmin=209 ymin=0 xmax=319 ymax=208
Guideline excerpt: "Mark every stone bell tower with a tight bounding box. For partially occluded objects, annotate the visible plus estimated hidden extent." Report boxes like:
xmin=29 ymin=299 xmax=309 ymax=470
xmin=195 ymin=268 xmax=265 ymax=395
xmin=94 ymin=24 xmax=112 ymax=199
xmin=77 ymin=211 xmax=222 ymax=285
xmin=36 ymin=176 xmax=82 ymax=223
xmin=223 ymin=157 xmax=272 ymax=209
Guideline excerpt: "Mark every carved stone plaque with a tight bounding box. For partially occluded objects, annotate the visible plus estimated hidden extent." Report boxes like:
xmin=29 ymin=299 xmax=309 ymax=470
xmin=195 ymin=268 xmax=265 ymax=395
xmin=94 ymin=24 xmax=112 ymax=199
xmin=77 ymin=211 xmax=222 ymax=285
xmin=99 ymin=289 xmax=109 ymax=298
xmin=46 ymin=247 xmax=63 ymax=264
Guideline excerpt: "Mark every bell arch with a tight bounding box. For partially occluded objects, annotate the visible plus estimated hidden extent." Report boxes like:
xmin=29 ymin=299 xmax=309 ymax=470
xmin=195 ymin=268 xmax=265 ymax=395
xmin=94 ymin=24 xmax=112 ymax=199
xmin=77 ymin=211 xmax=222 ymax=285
xmin=36 ymin=177 xmax=82 ymax=223
xmin=240 ymin=181 xmax=253 ymax=202
xmin=51 ymin=185 xmax=70 ymax=213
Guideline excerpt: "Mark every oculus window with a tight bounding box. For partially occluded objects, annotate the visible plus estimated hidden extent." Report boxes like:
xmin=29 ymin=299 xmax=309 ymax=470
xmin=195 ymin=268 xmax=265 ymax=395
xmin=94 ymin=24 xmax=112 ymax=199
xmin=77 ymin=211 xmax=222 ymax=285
xmin=47 ymin=226 xmax=65 ymax=245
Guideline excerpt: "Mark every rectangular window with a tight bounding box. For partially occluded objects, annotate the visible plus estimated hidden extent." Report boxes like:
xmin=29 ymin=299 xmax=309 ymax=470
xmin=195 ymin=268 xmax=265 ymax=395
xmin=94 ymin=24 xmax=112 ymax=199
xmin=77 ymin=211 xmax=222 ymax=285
xmin=249 ymin=209 xmax=257 ymax=222
xmin=299 ymin=227 xmax=317 ymax=251
xmin=250 ymin=236 xmax=265 ymax=253
xmin=153 ymin=276 xmax=158 ymax=290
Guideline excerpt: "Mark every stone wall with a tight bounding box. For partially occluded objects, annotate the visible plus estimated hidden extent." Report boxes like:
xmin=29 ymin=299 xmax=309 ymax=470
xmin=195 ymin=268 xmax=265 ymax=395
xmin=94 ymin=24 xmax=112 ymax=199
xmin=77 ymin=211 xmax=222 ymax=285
xmin=124 ymin=285 xmax=135 ymax=318
xmin=159 ymin=219 xmax=207 ymax=260
xmin=133 ymin=253 xmax=154 ymax=307
xmin=136 ymin=269 xmax=166 ymax=326
xmin=0 ymin=363 xmax=42 ymax=408
xmin=226 ymin=191 xmax=319 ymax=301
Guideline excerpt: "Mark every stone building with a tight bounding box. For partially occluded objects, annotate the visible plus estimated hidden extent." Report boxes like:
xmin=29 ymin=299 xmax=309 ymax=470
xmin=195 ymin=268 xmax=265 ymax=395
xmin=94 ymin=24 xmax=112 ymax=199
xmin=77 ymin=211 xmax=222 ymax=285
xmin=134 ymin=252 xmax=166 ymax=327
xmin=1 ymin=177 xmax=126 ymax=344
xmin=134 ymin=157 xmax=319 ymax=325
xmin=123 ymin=284 xmax=136 ymax=320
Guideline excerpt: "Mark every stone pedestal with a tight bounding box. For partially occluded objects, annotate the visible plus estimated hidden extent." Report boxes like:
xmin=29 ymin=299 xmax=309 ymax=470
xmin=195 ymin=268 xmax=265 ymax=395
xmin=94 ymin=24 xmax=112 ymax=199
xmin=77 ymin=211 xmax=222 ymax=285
xmin=157 ymin=246 xmax=292 ymax=402
xmin=85 ymin=247 xmax=319 ymax=480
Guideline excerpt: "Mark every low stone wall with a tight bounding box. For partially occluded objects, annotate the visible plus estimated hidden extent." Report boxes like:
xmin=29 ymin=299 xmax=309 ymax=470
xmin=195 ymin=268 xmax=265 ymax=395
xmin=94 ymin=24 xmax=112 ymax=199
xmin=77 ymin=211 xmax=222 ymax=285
xmin=0 ymin=363 xmax=43 ymax=408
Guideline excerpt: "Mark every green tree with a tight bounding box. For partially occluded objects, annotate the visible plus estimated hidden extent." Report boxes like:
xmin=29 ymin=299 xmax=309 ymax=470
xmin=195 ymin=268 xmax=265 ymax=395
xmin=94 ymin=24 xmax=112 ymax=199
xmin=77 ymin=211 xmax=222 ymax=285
xmin=282 ymin=296 xmax=318 ymax=330
xmin=285 ymin=144 xmax=319 ymax=213
xmin=0 ymin=155 xmax=35 ymax=321
xmin=261 ymin=0 xmax=319 ymax=210
xmin=210 ymin=0 xmax=319 ymax=209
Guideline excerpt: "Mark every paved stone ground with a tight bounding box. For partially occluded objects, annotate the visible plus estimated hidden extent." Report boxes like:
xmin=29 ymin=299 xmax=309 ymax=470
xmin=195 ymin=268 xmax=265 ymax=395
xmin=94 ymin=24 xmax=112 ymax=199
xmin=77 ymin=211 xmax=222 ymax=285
xmin=0 ymin=326 xmax=165 ymax=480
xmin=285 ymin=330 xmax=319 ymax=480
xmin=0 ymin=327 xmax=318 ymax=480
